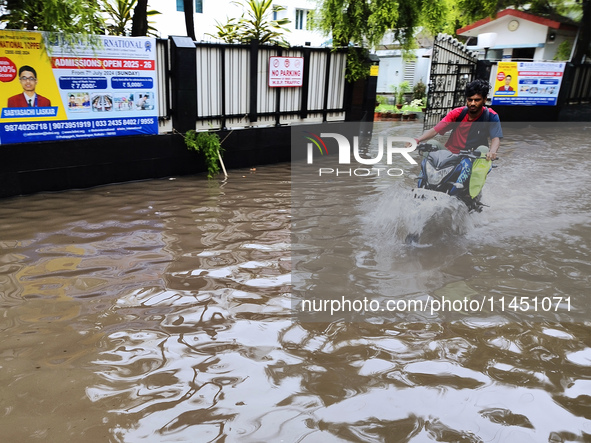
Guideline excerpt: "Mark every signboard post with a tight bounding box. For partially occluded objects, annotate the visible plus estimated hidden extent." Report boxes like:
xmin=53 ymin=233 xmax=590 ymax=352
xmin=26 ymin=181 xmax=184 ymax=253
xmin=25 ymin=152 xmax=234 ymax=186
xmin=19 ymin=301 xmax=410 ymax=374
xmin=0 ymin=30 xmax=158 ymax=145
xmin=492 ymin=61 xmax=565 ymax=106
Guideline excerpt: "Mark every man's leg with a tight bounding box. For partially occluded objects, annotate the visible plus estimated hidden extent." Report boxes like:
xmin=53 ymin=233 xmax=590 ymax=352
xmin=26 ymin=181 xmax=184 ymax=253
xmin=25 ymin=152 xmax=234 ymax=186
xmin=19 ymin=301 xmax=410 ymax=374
xmin=461 ymin=145 xmax=489 ymax=186
xmin=455 ymin=157 xmax=473 ymax=189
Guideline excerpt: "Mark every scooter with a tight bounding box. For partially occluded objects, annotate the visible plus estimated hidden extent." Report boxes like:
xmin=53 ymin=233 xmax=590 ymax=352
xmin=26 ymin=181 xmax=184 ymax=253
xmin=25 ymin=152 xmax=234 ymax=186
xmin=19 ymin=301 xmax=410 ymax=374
xmin=414 ymin=143 xmax=494 ymax=213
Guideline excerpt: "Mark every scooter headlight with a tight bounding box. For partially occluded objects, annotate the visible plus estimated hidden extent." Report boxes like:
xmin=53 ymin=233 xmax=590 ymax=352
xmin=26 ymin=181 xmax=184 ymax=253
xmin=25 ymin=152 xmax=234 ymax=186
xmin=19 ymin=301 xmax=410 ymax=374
xmin=425 ymin=163 xmax=454 ymax=185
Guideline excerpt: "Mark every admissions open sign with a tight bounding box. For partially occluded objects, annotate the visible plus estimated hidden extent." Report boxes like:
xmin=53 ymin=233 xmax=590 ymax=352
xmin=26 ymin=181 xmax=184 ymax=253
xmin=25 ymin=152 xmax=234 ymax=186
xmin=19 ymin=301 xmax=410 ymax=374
xmin=269 ymin=56 xmax=303 ymax=87
xmin=0 ymin=30 xmax=158 ymax=145
xmin=492 ymin=61 xmax=566 ymax=106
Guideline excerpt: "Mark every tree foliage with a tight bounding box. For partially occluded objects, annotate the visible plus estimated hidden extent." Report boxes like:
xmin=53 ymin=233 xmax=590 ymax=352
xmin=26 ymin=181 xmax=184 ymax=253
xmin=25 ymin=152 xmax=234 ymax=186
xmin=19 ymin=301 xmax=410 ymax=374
xmin=102 ymin=0 xmax=160 ymax=36
xmin=209 ymin=0 xmax=291 ymax=46
xmin=313 ymin=0 xmax=449 ymax=50
xmin=0 ymin=0 xmax=161 ymax=38
xmin=0 ymin=0 xmax=104 ymax=34
xmin=314 ymin=0 xmax=589 ymax=81
xmin=312 ymin=0 xmax=450 ymax=80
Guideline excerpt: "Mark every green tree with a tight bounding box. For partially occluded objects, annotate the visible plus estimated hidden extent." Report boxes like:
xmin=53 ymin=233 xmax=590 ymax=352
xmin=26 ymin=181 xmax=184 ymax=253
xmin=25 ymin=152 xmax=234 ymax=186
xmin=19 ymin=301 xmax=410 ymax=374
xmin=102 ymin=0 xmax=160 ymax=37
xmin=314 ymin=0 xmax=449 ymax=50
xmin=210 ymin=0 xmax=291 ymax=46
xmin=0 ymin=0 xmax=104 ymax=34
xmin=312 ymin=0 xmax=449 ymax=80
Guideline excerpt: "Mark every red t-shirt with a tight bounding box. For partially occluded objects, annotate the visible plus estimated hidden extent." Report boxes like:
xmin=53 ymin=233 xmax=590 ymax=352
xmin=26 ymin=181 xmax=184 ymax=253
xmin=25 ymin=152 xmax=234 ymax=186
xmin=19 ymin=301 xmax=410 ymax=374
xmin=433 ymin=107 xmax=499 ymax=154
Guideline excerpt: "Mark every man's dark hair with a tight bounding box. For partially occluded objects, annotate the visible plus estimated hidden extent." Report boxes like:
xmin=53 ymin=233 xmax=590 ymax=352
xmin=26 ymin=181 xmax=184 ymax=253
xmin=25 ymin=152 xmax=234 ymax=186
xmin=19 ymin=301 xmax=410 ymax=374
xmin=465 ymin=79 xmax=490 ymax=98
xmin=506 ymin=75 xmax=512 ymax=79
xmin=19 ymin=65 xmax=37 ymax=78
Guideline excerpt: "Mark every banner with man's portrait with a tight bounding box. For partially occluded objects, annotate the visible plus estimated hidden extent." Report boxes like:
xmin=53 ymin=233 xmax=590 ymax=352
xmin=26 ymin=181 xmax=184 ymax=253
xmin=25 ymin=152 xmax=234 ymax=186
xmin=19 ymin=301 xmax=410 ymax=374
xmin=0 ymin=30 xmax=158 ymax=145
xmin=492 ymin=61 xmax=566 ymax=106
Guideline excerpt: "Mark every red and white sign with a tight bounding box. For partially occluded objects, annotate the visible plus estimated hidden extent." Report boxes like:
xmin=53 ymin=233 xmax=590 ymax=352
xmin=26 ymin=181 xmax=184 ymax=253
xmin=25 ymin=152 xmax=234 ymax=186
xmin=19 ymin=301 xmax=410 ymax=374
xmin=51 ymin=57 xmax=155 ymax=70
xmin=268 ymin=56 xmax=304 ymax=87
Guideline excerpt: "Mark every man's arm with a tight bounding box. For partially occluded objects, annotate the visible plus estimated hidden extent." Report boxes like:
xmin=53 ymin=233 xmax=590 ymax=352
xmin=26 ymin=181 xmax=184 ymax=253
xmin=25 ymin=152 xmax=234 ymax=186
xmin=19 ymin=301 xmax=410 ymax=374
xmin=415 ymin=128 xmax=439 ymax=144
xmin=487 ymin=137 xmax=500 ymax=161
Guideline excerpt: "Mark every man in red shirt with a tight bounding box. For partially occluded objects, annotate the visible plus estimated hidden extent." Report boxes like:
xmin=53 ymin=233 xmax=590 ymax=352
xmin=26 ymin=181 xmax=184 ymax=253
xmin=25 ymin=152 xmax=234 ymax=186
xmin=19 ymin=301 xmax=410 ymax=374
xmin=7 ymin=65 xmax=52 ymax=108
xmin=415 ymin=79 xmax=502 ymax=161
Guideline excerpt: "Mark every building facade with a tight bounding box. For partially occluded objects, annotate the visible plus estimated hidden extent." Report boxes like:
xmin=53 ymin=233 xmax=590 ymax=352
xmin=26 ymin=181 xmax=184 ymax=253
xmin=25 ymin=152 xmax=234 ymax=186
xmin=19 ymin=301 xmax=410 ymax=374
xmin=457 ymin=9 xmax=578 ymax=62
xmin=149 ymin=0 xmax=327 ymax=47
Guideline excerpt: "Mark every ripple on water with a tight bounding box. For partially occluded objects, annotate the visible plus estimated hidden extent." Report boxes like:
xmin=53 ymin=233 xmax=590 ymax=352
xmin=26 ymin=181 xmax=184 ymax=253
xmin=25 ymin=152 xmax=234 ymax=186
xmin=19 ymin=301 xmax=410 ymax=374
xmin=1 ymin=138 xmax=591 ymax=442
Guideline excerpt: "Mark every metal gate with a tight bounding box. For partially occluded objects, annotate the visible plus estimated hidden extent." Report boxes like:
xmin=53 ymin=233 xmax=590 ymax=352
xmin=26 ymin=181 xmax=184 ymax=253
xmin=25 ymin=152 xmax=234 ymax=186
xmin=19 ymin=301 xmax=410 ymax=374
xmin=424 ymin=34 xmax=479 ymax=130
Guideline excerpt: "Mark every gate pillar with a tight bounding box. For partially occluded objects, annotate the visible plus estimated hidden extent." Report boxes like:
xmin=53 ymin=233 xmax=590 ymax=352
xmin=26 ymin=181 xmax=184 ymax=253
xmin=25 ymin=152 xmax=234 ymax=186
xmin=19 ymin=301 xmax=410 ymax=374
xmin=170 ymin=36 xmax=198 ymax=134
xmin=475 ymin=60 xmax=492 ymax=81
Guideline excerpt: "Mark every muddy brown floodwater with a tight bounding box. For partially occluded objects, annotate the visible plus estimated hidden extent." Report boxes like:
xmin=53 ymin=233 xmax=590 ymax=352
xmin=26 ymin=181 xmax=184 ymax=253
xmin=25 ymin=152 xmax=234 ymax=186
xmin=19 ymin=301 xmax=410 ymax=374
xmin=1 ymin=122 xmax=591 ymax=442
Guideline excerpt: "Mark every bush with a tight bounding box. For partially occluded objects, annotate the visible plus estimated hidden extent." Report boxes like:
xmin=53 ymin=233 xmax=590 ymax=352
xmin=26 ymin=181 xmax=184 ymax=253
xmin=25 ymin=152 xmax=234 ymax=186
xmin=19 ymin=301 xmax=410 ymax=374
xmin=184 ymin=130 xmax=224 ymax=179
xmin=413 ymin=80 xmax=427 ymax=101
xmin=397 ymin=81 xmax=411 ymax=104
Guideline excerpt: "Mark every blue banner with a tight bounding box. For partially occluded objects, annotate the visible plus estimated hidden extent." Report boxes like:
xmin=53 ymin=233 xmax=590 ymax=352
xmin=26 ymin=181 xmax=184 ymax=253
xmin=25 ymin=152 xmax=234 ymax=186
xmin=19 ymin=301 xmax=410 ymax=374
xmin=58 ymin=76 xmax=108 ymax=90
xmin=111 ymin=77 xmax=154 ymax=89
xmin=0 ymin=30 xmax=158 ymax=145
xmin=492 ymin=61 xmax=565 ymax=107
xmin=492 ymin=97 xmax=557 ymax=106
xmin=2 ymin=107 xmax=59 ymax=118
xmin=0 ymin=116 xmax=158 ymax=144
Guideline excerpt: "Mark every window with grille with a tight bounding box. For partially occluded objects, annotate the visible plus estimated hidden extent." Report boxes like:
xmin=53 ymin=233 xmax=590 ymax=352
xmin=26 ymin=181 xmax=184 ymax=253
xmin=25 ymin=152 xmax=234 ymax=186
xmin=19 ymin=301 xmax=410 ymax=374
xmin=403 ymin=61 xmax=416 ymax=86
xmin=295 ymin=9 xmax=309 ymax=30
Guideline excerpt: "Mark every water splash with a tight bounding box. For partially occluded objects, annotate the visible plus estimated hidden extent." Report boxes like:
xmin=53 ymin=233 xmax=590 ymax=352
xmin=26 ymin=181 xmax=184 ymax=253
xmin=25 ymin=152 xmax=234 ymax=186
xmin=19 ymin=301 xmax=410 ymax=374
xmin=360 ymin=185 xmax=474 ymax=248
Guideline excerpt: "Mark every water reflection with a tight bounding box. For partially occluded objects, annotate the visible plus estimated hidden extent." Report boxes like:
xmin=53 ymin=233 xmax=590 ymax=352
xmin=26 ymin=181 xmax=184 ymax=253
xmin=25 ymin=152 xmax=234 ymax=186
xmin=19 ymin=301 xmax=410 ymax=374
xmin=0 ymin=124 xmax=590 ymax=442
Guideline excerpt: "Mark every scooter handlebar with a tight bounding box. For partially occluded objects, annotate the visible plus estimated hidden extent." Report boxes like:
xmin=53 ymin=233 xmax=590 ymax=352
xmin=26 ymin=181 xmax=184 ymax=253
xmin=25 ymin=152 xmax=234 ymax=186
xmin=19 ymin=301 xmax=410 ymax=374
xmin=419 ymin=144 xmax=499 ymax=160
xmin=459 ymin=149 xmax=498 ymax=160
xmin=417 ymin=142 xmax=439 ymax=153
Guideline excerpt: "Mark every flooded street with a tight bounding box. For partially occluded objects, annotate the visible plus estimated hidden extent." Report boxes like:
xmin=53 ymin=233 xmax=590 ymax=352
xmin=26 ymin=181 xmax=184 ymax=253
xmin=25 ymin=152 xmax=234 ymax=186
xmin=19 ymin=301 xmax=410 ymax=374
xmin=1 ymin=122 xmax=591 ymax=442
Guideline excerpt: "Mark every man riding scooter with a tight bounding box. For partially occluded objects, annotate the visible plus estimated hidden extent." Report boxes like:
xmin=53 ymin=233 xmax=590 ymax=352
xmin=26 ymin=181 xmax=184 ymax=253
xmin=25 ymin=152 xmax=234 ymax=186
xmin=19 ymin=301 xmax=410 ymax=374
xmin=414 ymin=79 xmax=503 ymax=191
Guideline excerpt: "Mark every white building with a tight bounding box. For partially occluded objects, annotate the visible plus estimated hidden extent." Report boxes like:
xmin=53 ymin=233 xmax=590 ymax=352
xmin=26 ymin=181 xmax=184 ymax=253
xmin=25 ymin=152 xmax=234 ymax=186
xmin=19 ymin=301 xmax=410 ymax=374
xmin=148 ymin=0 xmax=327 ymax=47
xmin=147 ymin=0 xmax=434 ymax=95
xmin=372 ymin=30 xmax=432 ymax=94
xmin=457 ymin=8 xmax=578 ymax=61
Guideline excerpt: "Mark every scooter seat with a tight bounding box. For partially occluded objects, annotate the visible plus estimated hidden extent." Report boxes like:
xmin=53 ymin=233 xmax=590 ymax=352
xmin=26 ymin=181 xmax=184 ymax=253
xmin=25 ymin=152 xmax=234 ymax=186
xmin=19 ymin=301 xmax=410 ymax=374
xmin=428 ymin=150 xmax=459 ymax=169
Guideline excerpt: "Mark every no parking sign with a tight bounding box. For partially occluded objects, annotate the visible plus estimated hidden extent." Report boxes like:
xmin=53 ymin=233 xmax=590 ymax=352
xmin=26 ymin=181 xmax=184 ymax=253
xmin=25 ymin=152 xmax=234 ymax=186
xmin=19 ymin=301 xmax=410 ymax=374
xmin=268 ymin=56 xmax=304 ymax=87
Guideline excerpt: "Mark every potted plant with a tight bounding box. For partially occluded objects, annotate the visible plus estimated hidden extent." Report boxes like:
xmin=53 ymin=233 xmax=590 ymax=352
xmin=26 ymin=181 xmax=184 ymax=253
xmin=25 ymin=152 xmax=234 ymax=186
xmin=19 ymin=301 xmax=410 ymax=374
xmin=413 ymin=80 xmax=426 ymax=101
xmin=408 ymin=98 xmax=422 ymax=119
xmin=375 ymin=95 xmax=387 ymax=110
xmin=413 ymin=80 xmax=427 ymax=113
xmin=396 ymin=81 xmax=411 ymax=109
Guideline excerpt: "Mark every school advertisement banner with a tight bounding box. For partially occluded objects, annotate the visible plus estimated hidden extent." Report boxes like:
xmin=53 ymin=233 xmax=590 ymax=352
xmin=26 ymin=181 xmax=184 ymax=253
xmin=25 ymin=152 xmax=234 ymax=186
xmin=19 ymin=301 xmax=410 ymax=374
xmin=492 ymin=61 xmax=566 ymax=106
xmin=0 ymin=30 xmax=158 ymax=145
